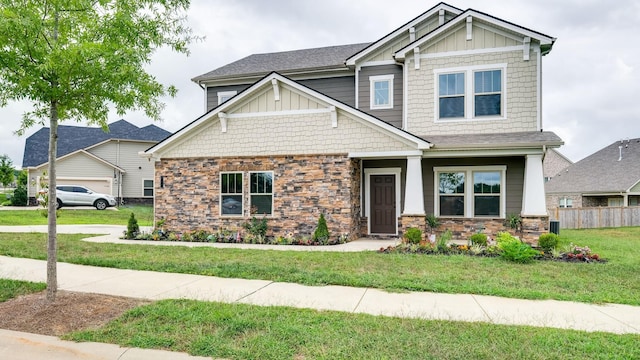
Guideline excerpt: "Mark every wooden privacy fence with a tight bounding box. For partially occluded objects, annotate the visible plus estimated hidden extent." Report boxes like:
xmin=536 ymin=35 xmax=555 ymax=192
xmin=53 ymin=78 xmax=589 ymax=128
xmin=551 ymin=207 xmax=640 ymax=229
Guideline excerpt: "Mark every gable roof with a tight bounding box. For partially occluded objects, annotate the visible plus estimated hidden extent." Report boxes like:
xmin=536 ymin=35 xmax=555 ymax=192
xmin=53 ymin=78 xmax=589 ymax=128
xmin=22 ymin=119 xmax=171 ymax=168
xmin=345 ymin=2 xmax=462 ymax=66
xmin=394 ymin=8 xmax=556 ymax=60
xmin=191 ymin=43 xmax=370 ymax=85
xmin=545 ymin=138 xmax=640 ymax=194
xmin=147 ymin=72 xmax=432 ymax=156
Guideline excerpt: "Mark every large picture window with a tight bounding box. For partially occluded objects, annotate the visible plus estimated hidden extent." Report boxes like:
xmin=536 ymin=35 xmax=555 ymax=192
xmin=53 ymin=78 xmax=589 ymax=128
xmin=221 ymin=172 xmax=243 ymax=216
xmin=250 ymin=172 xmax=273 ymax=215
xmin=435 ymin=166 xmax=506 ymax=218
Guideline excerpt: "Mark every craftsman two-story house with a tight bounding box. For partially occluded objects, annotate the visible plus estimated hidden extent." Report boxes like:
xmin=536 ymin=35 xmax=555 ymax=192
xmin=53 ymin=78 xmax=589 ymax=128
xmin=144 ymin=3 xmax=561 ymax=242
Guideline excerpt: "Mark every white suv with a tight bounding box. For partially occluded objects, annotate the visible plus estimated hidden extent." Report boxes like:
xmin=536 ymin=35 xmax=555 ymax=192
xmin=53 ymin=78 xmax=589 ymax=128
xmin=55 ymin=185 xmax=117 ymax=210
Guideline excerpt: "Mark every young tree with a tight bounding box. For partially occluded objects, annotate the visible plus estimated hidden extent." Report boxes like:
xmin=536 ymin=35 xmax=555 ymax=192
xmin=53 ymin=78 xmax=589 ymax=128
xmin=0 ymin=154 xmax=14 ymax=190
xmin=0 ymin=1 xmax=197 ymax=301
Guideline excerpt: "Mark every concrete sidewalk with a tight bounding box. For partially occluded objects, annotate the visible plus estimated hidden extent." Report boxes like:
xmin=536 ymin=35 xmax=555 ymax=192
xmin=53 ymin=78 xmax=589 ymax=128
xmin=2 ymin=256 xmax=639 ymax=335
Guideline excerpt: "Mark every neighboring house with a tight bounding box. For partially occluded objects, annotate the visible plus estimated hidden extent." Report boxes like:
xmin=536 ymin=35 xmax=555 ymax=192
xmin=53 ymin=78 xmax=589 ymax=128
xmin=543 ymin=148 xmax=572 ymax=182
xmin=546 ymin=138 xmax=640 ymax=213
xmin=23 ymin=119 xmax=170 ymax=205
xmin=144 ymin=3 xmax=562 ymax=242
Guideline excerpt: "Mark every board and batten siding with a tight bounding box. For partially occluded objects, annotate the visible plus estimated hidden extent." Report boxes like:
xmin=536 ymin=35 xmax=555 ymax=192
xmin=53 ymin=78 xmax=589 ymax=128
xmin=205 ymin=77 xmax=355 ymax=112
xmin=88 ymin=141 xmax=157 ymax=198
xmin=358 ymin=64 xmax=404 ymax=128
xmin=422 ymin=157 xmax=525 ymax=216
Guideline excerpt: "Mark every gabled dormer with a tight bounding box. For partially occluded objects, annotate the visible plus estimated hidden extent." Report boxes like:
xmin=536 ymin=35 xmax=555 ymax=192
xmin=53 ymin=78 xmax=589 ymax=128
xmin=344 ymin=3 xmax=463 ymax=128
xmin=393 ymin=8 xmax=555 ymax=135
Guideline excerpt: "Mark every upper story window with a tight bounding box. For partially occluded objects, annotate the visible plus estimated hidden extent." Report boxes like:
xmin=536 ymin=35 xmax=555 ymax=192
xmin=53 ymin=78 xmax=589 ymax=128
xmin=438 ymin=73 xmax=465 ymax=118
xmin=217 ymin=91 xmax=237 ymax=105
xmin=435 ymin=166 xmax=506 ymax=218
xmin=369 ymin=74 xmax=394 ymax=109
xmin=435 ymin=64 xmax=506 ymax=121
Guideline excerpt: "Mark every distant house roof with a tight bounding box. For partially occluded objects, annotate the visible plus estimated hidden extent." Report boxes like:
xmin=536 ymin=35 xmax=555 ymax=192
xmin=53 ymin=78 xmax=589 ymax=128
xmin=545 ymin=138 xmax=640 ymax=194
xmin=191 ymin=43 xmax=370 ymax=84
xmin=22 ymin=119 xmax=171 ymax=168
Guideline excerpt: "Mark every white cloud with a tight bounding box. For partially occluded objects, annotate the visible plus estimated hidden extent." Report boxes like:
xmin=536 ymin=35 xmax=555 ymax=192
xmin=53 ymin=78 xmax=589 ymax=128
xmin=2 ymin=0 xmax=640 ymax=167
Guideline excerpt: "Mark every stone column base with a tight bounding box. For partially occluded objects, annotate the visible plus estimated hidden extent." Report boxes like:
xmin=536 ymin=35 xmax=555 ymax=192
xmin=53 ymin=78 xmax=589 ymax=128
xmin=399 ymin=215 xmax=427 ymax=240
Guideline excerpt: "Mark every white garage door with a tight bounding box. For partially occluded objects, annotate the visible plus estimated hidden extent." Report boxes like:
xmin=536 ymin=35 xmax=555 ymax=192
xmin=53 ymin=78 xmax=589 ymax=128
xmin=57 ymin=178 xmax=112 ymax=195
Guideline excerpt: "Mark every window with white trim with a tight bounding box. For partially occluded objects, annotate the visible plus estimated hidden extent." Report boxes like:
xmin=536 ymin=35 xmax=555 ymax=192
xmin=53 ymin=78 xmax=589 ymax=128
xmin=608 ymin=198 xmax=623 ymax=207
xmin=143 ymin=179 xmax=153 ymax=197
xmin=250 ymin=171 xmax=273 ymax=215
xmin=217 ymin=90 xmax=237 ymax=105
xmin=221 ymin=172 xmax=243 ymax=216
xmin=559 ymin=197 xmax=573 ymax=208
xmin=435 ymin=166 xmax=506 ymax=218
xmin=435 ymin=64 xmax=506 ymax=121
xmin=369 ymin=74 xmax=394 ymax=109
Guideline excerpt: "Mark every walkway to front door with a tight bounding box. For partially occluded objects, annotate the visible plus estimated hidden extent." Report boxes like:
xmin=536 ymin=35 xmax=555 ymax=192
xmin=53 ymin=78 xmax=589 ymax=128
xmin=370 ymin=174 xmax=396 ymax=234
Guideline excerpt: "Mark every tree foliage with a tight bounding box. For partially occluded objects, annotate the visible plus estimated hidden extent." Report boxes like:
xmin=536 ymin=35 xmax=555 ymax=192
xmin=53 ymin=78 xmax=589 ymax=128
xmin=0 ymin=0 xmax=197 ymax=301
xmin=0 ymin=154 xmax=14 ymax=188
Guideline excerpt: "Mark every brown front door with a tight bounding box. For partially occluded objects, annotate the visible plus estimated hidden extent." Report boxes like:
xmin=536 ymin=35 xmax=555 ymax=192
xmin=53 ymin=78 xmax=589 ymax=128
xmin=370 ymin=175 xmax=396 ymax=234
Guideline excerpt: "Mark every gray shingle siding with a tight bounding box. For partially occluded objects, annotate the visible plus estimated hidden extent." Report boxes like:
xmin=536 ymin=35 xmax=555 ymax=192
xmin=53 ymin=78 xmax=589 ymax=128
xmin=358 ymin=64 xmax=404 ymax=128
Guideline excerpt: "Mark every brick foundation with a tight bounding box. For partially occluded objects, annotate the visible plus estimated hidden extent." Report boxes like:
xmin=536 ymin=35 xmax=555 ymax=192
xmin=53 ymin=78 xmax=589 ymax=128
xmin=155 ymin=154 xmax=361 ymax=241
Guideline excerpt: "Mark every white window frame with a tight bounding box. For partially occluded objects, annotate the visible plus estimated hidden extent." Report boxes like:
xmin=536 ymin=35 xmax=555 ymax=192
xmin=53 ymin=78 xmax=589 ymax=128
xmin=608 ymin=198 xmax=623 ymax=207
xmin=142 ymin=179 xmax=154 ymax=198
xmin=434 ymin=166 xmax=506 ymax=218
xmin=217 ymin=90 xmax=237 ymax=105
xmin=559 ymin=197 xmax=573 ymax=208
xmin=369 ymin=74 xmax=394 ymax=110
xmin=434 ymin=64 xmax=507 ymax=122
xmin=249 ymin=171 xmax=274 ymax=216
xmin=220 ymin=172 xmax=244 ymax=217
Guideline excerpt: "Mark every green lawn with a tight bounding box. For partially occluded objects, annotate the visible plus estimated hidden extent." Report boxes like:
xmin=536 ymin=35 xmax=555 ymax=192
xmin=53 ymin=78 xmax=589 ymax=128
xmin=0 ymin=279 xmax=46 ymax=302
xmin=0 ymin=205 xmax=153 ymax=226
xmin=67 ymin=299 xmax=640 ymax=360
xmin=1 ymin=227 xmax=638 ymax=305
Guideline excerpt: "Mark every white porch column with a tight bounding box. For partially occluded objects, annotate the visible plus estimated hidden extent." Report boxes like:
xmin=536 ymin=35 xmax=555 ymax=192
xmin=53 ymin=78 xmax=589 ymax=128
xmin=403 ymin=155 xmax=425 ymax=215
xmin=522 ymin=154 xmax=547 ymax=216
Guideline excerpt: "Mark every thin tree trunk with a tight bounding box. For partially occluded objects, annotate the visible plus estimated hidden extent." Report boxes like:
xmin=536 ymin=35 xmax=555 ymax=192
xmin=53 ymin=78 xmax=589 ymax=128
xmin=46 ymin=101 xmax=58 ymax=302
xmin=46 ymin=10 xmax=60 ymax=303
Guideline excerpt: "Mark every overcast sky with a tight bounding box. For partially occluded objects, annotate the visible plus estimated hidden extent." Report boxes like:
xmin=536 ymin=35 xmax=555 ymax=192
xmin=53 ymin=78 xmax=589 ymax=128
xmin=1 ymin=0 xmax=639 ymax=168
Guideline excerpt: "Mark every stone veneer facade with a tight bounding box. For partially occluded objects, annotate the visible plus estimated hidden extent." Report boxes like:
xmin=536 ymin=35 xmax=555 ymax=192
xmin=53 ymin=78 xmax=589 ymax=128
xmin=435 ymin=216 xmax=549 ymax=245
xmin=155 ymin=154 xmax=361 ymax=240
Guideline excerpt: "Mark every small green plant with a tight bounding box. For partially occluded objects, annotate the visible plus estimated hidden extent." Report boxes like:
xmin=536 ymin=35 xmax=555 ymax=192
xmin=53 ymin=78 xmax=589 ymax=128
xmin=243 ymin=216 xmax=268 ymax=238
xmin=538 ymin=233 xmax=559 ymax=252
xmin=436 ymin=229 xmax=452 ymax=253
xmin=10 ymin=185 xmax=27 ymax=206
xmin=126 ymin=213 xmax=140 ymax=239
xmin=425 ymin=214 xmax=440 ymax=232
xmin=506 ymin=214 xmax=522 ymax=230
xmin=403 ymin=227 xmax=422 ymax=244
xmin=495 ymin=231 xmax=519 ymax=250
xmin=470 ymin=233 xmax=488 ymax=246
xmin=499 ymin=240 xmax=539 ymax=263
xmin=313 ymin=213 xmax=330 ymax=242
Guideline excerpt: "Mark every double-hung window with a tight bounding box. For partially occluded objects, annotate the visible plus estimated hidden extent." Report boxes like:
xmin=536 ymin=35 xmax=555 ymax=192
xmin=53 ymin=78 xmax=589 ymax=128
xmin=142 ymin=179 xmax=154 ymax=197
xmin=435 ymin=64 xmax=505 ymax=121
xmin=221 ymin=172 xmax=243 ymax=216
xmin=250 ymin=171 xmax=273 ymax=215
xmin=369 ymin=75 xmax=394 ymax=109
xmin=438 ymin=73 xmax=465 ymax=118
xmin=436 ymin=166 xmax=506 ymax=218
xmin=559 ymin=197 xmax=573 ymax=208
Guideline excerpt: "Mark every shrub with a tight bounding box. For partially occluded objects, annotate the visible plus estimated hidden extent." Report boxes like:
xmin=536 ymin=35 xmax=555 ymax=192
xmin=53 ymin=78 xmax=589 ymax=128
xmin=404 ymin=227 xmax=422 ymax=244
xmin=436 ymin=229 xmax=452 ymax=253
xmin=495 ymin=232 xmax=519 ymax=250
xmin=10 ymin=185 xmax=27 ymax=206
xmin=538 ymin=233 xmax=559 ymax=251
xmin=505 ymin=214 xmax=522 ymax=230
xmin=470 ymin=233 xmax=488 ymax=246
xmin=425 ymin=214 xmax=440 ymax=232
xmin=243 ymin=216 xmax=268 ymax=238
xmin=313 ymin=214 xmax=330 ymax=242
xmin=126 ymin=213 xmax=139 ymax=239
xmin=500 ymin=240 xmax=539 ymax=263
